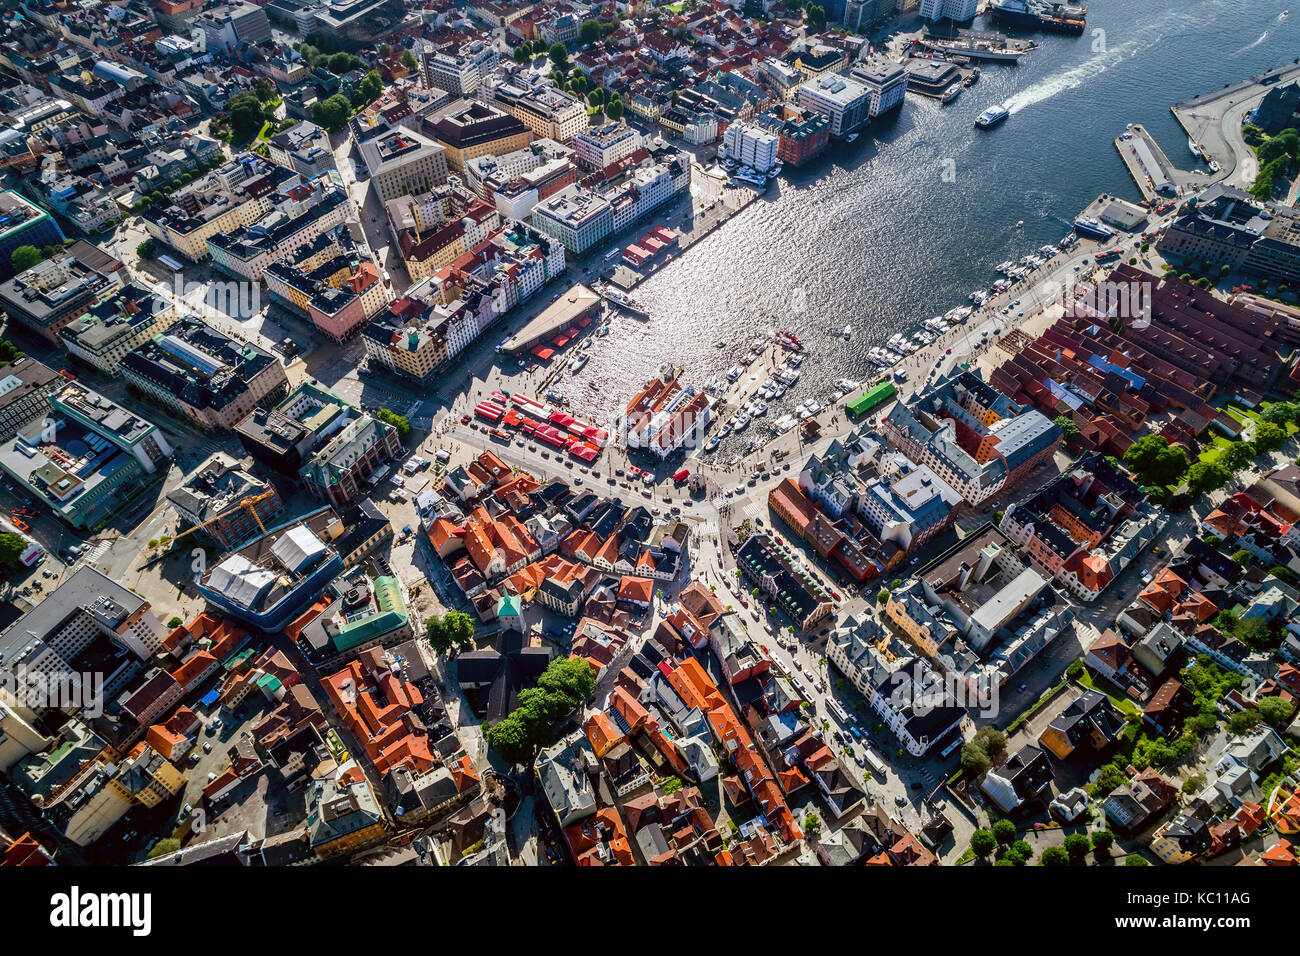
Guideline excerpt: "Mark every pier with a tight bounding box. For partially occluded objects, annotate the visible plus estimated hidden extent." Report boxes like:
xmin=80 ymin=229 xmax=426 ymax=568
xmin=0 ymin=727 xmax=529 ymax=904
xmin=1112 ymin=124 xmax=1195 ymax=202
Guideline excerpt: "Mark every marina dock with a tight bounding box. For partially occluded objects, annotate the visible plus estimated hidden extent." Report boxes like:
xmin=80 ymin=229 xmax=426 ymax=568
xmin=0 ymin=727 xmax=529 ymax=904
xmin=1112 ymin=124 xmax=1196 ymax=202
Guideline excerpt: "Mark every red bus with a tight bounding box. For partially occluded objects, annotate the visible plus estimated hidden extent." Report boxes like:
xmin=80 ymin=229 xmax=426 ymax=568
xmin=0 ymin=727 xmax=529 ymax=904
xmin=672 ymin=468 xmax=690 ymax=483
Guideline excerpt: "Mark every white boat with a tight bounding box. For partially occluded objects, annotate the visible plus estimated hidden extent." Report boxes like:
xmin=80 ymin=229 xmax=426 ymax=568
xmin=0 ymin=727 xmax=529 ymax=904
xmin=1016 ymin=220 xmax=1024 ymax=228
xmin=995 ymin=260 xmax=1015 ymax=273
xmin=836 ymin=378 xmax=860 ymax=392
xmin=970 ymin=290 xmax=989 ymax=305
xmin=705 ymin=435 xmax=721 ymax=452
xmin=843 ymin=325 xmax=853 ymax=340
xmin=797 ymin=401 xmax=822 ymax=420
xmin=569 ymin=353 xmax=588 ymax=372
xmin=717 ymin=424 xmax=731 ymax=438
xmin=596 ymin=324 xmax=610 ymax=337
xmin=725 ymin=365 xmax=743 ymax=382
xmin=732 ymin=413 xmax=751 ymax=431
xmin=845 ymin=132 xmax=859 ymax=143
xmin=752 ymin=400 xmax=768 ymax=416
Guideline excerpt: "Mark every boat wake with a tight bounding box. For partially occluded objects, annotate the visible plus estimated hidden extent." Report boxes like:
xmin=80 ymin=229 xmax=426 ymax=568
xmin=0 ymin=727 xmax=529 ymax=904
xmin=1235 ymin=28 xmax=1269 ymax=52
xmin=1004 ymin=26 xmax=1168 ymax=115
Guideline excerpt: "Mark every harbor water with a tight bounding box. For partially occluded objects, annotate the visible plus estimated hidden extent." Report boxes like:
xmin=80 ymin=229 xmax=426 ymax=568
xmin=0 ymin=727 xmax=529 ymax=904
xmin=567 ymin=0 xmax=1298 ymax=445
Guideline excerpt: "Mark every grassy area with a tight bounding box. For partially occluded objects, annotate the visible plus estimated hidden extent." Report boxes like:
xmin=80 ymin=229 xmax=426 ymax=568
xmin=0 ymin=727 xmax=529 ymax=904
xmin=1074 ymin=670 xmax=1141 ymax=717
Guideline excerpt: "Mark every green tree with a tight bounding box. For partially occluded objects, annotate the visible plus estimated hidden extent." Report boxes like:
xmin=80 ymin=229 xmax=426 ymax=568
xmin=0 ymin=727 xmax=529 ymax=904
xmin=137 ymin=239 xmax=157 ymax=260
xmin=1123 ymin=434 xmax=1188 ymax=487
xmin=969 ymin=829 xmax=996 ymax=857
xmin=806 ymin=2 xmax=826 ymax=29
xmin=605 ymin=96 xmax=624 ymax=120
xmin=587 ymin=87 xmax=605 ymax=107
xmin=549 ymin=42 xmax=569 ymax=69
xmin=1221 ymin=440 xmax=1256 ymax=472
xmin=1092 ymin=829 xmax=1114 ymax=854
xmin=374 ymin=408 xmax=411 ymax=439
xmin=1186 ymin=460 xmax=1231 ymax=495
xmin=10 ymin=245 xmax=42 ymax=272
xmin=1064 ymin=832 xmax=1091 ymax=863
xmin=227 ymin=91 xmax=267 ymax=141
xmin=1254 ymin=420 xmax=1286 ymax=453
xmin=1227 ymin=708 xmax=1263 ymax=735
xmin=1053 ymin=415 xmax=1080 ymax=443
xmin=1258 ymin=695 xmax=1294 ymax=728
xmin=992 ymin=818 xmax=1017 ymax=846
xmin=352 ymin=70 xmax=383 ymax=108
xmin=312 ymin=93 xmax=352 ymax=131
xmin=579 ymin=18 xmax=603 ymax=44
xmin=254 ymin=77 xmax=277 ymax=103
xmin=1230 ymin=549 xmax=1252 ymax=568
xmin=167 ymin=616 xmax=184 ymax=629
xmin=1004 ymin=839 xmax=1033 ymax=865
xmin=0 ymin=532 xmax=27 ymax=565
xmin=1260 ymin=402 xmax=1299 ymax=427
xmin=425 ymin=611 xmax=476 ymax=654
xmin=1041 ymin=846 xmax=1069 ymax=866
xmin=537 ymin=656 xmax=597 ymax=707
xmin=401 ymin=49 xmax=418 ymax=73
xmin=513 ymin=45 xmax=530 ymax=64
xmin=960 ymin=740 xmax=992 ymax=775
xmin=1125 ymin=854 xmax=1149 ymax=866
xmin=971 ymin=726 xmax=1007 ymax=763
xmin=484 ymin=713 xmax=532 ymax=763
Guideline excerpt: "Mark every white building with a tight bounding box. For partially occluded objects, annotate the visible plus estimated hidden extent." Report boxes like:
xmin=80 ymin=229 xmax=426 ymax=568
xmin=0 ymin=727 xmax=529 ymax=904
xmin=722 ymin=122 xmax=779 ymax=174
xmin=851 ymin=60 xmax=908 ymax=117
xmin=918 ymin=0 xmax=979 ymax=21
xmin=570 ymin=122 xmax=643 ymax=171
xmin=795 ymin=74 xmax=871 ymax=138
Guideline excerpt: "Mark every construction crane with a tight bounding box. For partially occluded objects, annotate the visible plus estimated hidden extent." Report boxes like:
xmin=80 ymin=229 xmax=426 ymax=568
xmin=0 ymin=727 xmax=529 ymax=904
xmin=173 ymin=490 xmax=277 ymax=543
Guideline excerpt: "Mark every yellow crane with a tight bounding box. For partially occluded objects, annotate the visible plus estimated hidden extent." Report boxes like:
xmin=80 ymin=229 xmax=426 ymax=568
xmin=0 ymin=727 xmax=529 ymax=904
xmin=173 ymin=489 xmax=277 ymax=542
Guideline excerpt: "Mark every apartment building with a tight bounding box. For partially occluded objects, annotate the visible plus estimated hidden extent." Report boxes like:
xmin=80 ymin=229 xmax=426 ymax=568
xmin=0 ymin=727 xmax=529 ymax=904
xmin=883 ymin=368 xmax=1061 ymax=506
xmin=165 ymin=452 xmax=283 ymax=550
xmin=0 ymin=357 xmax=62 ymax=442
xmin=571 ymin=122 xmax=644 ymax=172
xmin=422 ymin=39 xmax=499 ymax=97
xmin=0 ymin=239 xmax=123 ymax=343
xmin=492 ymin=83 xmax=588 ymax=143
xmin=207 ymin=184 xmax=349 ymax=282
xmin=754 ymin=104 xmax=831 ymax=166
xmin=119 ymin=316 xmax=289 ymax=431
xmin=1159 ymin=184 xmax=1300 ymax=286
xmin=430 ymin=100 xmax=533 ymax=172
xmin=850 ymin=59 xmax=908 ymax=117
xmin=58 ymin=282 xmax=177 ymax=376
xmin=795 ymin=74 xmax=871 ymax=138
xmin=918 ymin=0 xmax=979 ymax=20
xmin=721 ymin=121 xmax=779 ymax=175
xmin=267 ymin=120 xmax=336 ymax=179
xmin=358 ymin=128 xmax=449 ymax=203
xmin=0 ymin=382 xmax=172 ymax=529
xmin=142 ymin=157 xmax=297 ymax=261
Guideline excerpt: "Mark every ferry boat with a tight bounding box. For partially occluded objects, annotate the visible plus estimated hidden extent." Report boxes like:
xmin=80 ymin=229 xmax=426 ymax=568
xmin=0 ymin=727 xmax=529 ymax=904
xmin=1073 ymin=216 xmax=1115 ymax=240
xmin=732 ymin=168 xmax=768 ymax=189
xmin=920 ymin=37 xmax=1033 ymax=62
xmin=598 ymin=284 xmax=650 ymax=318
xmin=975 ymin=104 xmax=1010 ymax=129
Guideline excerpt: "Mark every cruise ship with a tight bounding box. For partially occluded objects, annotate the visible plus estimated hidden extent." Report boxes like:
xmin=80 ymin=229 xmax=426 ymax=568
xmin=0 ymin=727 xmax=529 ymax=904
xmin=988 ymin=0 xmax=1087 ymax=34
xmin=1073 ymin=216 xmax=1115 ymax=240
xmin=975 ymin=104 xmax=1010 ymax=129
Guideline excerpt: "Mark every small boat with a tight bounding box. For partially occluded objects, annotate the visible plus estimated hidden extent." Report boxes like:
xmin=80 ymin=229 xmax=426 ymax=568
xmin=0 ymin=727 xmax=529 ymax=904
xmin=775 ymin=329 xmax=803 ymax=351
xmin=569 ymin=353 xmax=588 ymax=372
xmin=995 ymin=260 xmax=1014 ymax=273
xmin=941 ymin=84 xmax=962 ymax=104
xmin=705 ymin=435 xmax=721 ymax=452
xmin=717 ymin=424 xmax=731 ymax=439
xmin=843 ymin=325 xmax=853 ymax=340
xmin=732 ymin=413 xmax=751 ymax=432
xmin=588 ymin=381 xmax=599 ymax=390
xmin=963 ymin=66 xmax=981 ymax=87
xmin=1015 ymin=220 xmax=1025 ymax=228
xmin=845 ymin=132 xmax=859 ymax=143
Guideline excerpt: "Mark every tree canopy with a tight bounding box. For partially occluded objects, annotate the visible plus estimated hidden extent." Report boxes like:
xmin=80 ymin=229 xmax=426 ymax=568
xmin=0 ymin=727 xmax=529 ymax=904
xmin=425 ymin=611 xmax=476 ymax=655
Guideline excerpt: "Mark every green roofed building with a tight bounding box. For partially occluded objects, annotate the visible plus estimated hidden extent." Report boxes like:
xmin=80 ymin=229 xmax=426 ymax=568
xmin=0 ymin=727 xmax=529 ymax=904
xmin=298 ymin=571 xmax=412 ymax=669
xmin=846 ymin=380 xmax=896 ymax=418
